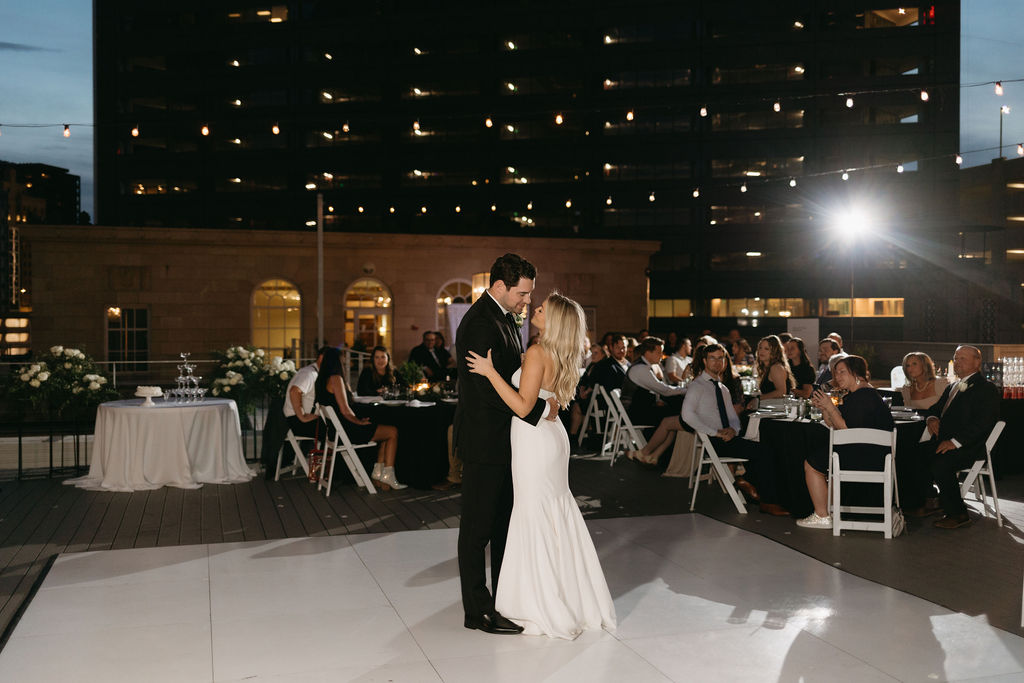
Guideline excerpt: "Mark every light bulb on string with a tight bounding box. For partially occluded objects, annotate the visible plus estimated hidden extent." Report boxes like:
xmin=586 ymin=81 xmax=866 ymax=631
xmin=342 ymin=122 xmax=350 ymax=133
xmin=845 ymin=97 xmax=854 ymax=108
xmin=772 ymin=101 xmax=781 ymax=112
xmin=1018 ymin=143 xmax=1024 ymax=157
xmin=357 ymin=206 xmax=364 ymax=213
xmin=131 ymin=125 xmax=139 ymax=137
xmin=485 ymin=117 xmax=493 ymax=128
xmin=841 ymin=172 xmax=849 ymax=181
xmin=455 ymin=205 xmax=461 ymax=213
xmin=699 ymin=106 xmax=708 ymax=117
xmin=626 ymin=110 xmax=635 ymax=121
xmin=920 ymin=89 xmax=929 ymax=102
xmin=271 ymin=123 xmax=280 ymax=135
xmin=201 ymin=125 xmax=210 ymax=136
xmin=555 ymin=113 xmax=563 ymax=125
xmin=63 ymin=124 xmax=70 ymax=138
xmin=789 ymin=178 xmax=797 ymax=187
xmin=955 ymin=154 xmax=963 ymax=166
xmin=740 ymin=183 xmax=747 ymax=193
xmin=649 ymin=192 xmax=656 ymax=202
xmin=606 ymin=196 xmax=613 ymax=205
xmin=692 ymin=188 xmax=700 ymax=198
xmin=565 ymin=199 xmax=572 ymax=208
xmin=995 ymin=81 xmax=1004 ymax=96
xmin=897 ymin=164 xmax=904 ymax=173
xmin=412 ymin=120 xmax=420 ymax=131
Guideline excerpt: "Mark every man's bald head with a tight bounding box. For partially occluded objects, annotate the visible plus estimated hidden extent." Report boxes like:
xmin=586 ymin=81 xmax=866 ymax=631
xmin=953 ymin=345 xmax=982 ymax=378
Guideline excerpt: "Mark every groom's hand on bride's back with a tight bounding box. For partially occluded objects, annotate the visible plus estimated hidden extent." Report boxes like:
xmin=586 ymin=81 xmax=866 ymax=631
xmin=545 ymin=397 xmax=559 ymax=420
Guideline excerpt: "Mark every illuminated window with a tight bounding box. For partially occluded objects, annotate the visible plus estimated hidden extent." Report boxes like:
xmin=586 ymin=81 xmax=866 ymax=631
xmin=107 ymin=307 xmax=149 ymax=371
xmin=435 ymin=280 xmax=473 ymax=339
xmin=648 ymin=299 xmax=694 ymax=318
xmin=709 ymin=299 xmax=810 ymax=318
xmin=252 ymin=279 xmax=302 ymax=358
xmin=822 ymin=298 xmax=904 ymax=317
xmin=344 ymin=279 xmax=392 ymax=351
xmin=1 ymin=318 xmax=31 ymax=358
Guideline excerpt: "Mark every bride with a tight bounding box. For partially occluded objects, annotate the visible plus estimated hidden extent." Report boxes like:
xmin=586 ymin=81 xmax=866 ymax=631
xmin=466 ymin=291 xmax=616 ymax=639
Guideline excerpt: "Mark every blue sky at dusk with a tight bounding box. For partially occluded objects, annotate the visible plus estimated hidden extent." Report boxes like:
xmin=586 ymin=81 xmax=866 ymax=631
xmin=0 ymin=1 xmax=1021 ymax=220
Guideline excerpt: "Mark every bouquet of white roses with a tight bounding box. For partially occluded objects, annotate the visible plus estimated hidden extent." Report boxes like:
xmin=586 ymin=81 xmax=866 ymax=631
xmin=3 ymin=345 xmax=118 ymax=417
xmin=209 ymin=346 xmax=298 ymax=412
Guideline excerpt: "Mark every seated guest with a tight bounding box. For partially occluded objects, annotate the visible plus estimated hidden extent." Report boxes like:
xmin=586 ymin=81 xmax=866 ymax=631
xmin=682 ymin=344 xmax=788 ymax=515
xmin=568 ymin=342 xmax=607 ymax=444
xmin=408 ymin=330 xmax=445 ymax=380
xmin=624 ymin=336 xmax=639 ymax=363
xmin=357 ymin=345 xmax=398 ymax=396
xmin=663 ymin=337 xmax=692 ymax=385
xmin=665 ymin=331 xmax=679 ymax=355
xmin=621 ymin=336 xmax=687 ymax=428
xmin=785 ymin=337 xmax=816 ymax=399
xmin=777 ymin=332 xmax=793 ymax=344
xmin=283 ymin=346 xmax=329 ymax=438
xmin=798 ymin=355 xmax=895 ymax=529
xmin=755 ymin=335 xmax=795 ymax=399
xmin=731 ymin=338 xmax=754 ymax=366
xmin=589 ymin=334 xmax=630 ymax=391
xmin=900 ymin=351 xmax=948 ymax=409
xmin=434 ymin=331 xmax=456 ymax=380
xmin=815 ymin=338 xmax=846 ymax=388
xmin=317 ymin=347 xmax=405 ymax=490
xmin=904 ymin=346 xmax=1000 ymax=529
xmin=827 ymin=332 xmax=844 ymax=351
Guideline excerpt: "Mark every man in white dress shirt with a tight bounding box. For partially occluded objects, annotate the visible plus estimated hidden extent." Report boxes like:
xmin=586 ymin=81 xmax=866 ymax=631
xmin=682 ymin=344 xmax=788 ymax=515
xmin=621 ymin=337 xmax=687 ymax=426
xmin=283 ymin=347 xmax=327 ymax=439
xmin=663 ymin=337 xmax=692 ymax=384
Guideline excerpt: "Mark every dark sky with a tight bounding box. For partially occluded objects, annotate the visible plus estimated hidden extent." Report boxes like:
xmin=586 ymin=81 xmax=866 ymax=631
xmin=0 ymin=1 xmax=1021 ymax=219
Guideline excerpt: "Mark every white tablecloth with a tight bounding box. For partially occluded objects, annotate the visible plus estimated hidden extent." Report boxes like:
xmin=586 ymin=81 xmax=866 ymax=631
xmin=66 ymin=398 xmax=254 ymax=492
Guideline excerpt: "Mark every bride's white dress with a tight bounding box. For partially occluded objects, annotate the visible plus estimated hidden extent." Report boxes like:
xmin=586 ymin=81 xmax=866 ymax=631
xmin=495 ymin=369 xmax=617 ymax=639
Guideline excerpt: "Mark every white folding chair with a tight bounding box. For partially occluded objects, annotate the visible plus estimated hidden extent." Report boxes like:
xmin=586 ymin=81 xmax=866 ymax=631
xmin=577 ymin=386 xmax=606 ymax=445
xmin=317 ymin=405 xmax=378 ymax=496
xmin=275 ymin=427 xmax=312 ymax=480
xmin=890 ymin=365 xmax=906 ymax=390
xmin=596 ymin=385 xmax=620 ymax=457
xmin=689 ymin=432 xmax=749 ymax=514
xmin=827 ymin=427 xmax=899 ymax=538
xmin=958 ymin=420 xmax=1005 ymax=527
xmin=607 ymin=388 xmax=653 ymax=467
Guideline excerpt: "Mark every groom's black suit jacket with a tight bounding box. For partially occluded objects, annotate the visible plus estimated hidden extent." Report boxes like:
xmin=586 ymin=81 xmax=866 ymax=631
xmin=923 ymin=373 xmax=1000 ymax=460
xmin=454 ymin=293 xmax=545 ymax=463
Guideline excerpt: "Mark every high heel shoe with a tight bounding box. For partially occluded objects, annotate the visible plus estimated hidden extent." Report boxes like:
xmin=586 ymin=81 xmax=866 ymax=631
xmin=371 ymin=462 xmax=387 ymax=490
xmin=379 ymin=466 xmax=407 ymax=490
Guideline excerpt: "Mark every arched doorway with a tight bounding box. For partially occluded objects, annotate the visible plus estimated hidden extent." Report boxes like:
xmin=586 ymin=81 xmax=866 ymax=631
xmin=435 ymin=279 xmax=472 ymax=346
xmin=252 ymin=279 xmax=302 ymax=358
xmin=343 ymin=278 xmax=393 ymax=351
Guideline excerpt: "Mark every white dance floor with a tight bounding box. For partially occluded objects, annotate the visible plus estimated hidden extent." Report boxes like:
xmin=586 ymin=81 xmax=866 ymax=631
xmin=1 ymin=514 xmax=1022 ymax=682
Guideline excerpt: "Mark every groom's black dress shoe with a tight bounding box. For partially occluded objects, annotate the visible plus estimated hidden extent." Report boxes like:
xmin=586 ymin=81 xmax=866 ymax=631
xmin=464 ymin=611 xmax=524 ymax=635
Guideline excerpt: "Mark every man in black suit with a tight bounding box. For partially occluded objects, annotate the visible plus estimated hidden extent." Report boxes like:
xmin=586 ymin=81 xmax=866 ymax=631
xmin=589 ymin=334 xmax=630 ymax=391
xmin=455 ymin=253 xmax=557 ymax=635
xmin=409 ymin=331 xmax=444 ymax=380
xmin=906 ymin=345 xmax=999 ymax=529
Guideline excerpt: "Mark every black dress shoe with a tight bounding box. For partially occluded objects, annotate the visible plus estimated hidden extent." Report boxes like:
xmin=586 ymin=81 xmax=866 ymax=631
xmin=933 ymin=513 xmax=971 ymax=529
xmin=464 ymin=611 xmax=524 ymax=635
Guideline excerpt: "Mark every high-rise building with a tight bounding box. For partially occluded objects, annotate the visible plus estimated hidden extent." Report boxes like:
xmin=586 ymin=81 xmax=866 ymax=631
xmin=95 ymin=1 xmax=965 ymax=340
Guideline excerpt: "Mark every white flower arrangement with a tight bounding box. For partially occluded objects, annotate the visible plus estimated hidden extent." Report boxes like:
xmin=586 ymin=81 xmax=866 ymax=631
xmin=5 ymin=346 xmax=116 ymax=416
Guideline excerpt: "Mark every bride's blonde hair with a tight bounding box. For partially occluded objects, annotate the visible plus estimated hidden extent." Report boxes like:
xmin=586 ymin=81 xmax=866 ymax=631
xmin=539 ymin=291 xmax=588 ymax=408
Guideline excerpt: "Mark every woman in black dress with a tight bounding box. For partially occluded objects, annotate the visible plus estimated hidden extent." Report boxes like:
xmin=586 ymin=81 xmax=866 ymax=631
xmin=316 ymin=348 xmax=404 ymax=490
xmin=755 ymin=335 xmax=794 ymax=399
xmin=357 ymin=346 xmax=397 ymax=396
xmin=784 ymin=337 xmax=816 ymax=399
xmin=797 ymin=355 xmax=894 ymax=528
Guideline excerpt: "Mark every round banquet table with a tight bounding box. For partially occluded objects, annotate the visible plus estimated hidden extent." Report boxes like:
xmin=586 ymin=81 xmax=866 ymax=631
xmin=753 ymin=416 xmax=928 ymax=518
xmin=66 ymin=398 xmax=255 ymax=492
xmin=352 ymin=399 xmax=456 ymax=490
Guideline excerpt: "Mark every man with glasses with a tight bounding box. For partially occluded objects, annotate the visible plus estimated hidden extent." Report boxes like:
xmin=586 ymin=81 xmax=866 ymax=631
xmin=682 ymin=344 xmax=788 ymax=516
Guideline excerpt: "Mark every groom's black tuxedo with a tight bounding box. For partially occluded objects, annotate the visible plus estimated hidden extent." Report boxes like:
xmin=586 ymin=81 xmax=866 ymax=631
xmin=455 ymin=292 xmax=545 ymax=620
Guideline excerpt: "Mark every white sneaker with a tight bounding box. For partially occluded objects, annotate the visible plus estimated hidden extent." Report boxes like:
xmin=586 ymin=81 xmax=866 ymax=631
xmin=796 ymin=513 xmax=833 ymax=529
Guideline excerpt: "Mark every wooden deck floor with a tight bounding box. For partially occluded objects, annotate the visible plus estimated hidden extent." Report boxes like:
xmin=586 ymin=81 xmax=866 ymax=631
xmin=0 ymin=454 xmax=1021 ymax=648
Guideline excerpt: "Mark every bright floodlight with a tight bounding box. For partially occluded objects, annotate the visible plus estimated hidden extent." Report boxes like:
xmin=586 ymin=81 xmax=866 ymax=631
xmin=832 ymin=207 xmax=875 ymax=242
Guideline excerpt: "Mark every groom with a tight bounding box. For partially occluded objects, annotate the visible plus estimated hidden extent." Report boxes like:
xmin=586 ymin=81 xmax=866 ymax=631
xmin=455 ymin=253 xmax=556 ymax=635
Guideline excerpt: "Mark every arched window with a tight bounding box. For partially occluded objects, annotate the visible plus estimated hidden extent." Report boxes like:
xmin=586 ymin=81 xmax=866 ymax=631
xmin=344 ymin=278 xmax=392 ymax=352
xmin=435 ymin=279 xmax=472 ymax=344
xmin=252 ymin=279 xmax=301 ymax=358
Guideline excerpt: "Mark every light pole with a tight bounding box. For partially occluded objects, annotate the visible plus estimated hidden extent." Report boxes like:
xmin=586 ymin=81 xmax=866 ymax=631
xmin=1000 ymin=105 xmax=1011 ymax=159
xmin=831 ymin=207 xmax=876 ymax=347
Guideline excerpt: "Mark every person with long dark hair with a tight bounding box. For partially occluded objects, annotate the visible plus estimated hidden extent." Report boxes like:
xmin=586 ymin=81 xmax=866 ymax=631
xmin=316 ymin=348 xmax=404 ymax=490
xmin=784 ymin=337 xmax=815 ymax=399
xmin=357 ymin=346 xmax=397 ymax=396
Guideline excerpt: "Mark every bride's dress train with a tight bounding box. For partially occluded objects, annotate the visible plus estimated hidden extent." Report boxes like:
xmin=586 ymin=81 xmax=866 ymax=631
xmin=495 ymin=370 xmax=616 ymax=639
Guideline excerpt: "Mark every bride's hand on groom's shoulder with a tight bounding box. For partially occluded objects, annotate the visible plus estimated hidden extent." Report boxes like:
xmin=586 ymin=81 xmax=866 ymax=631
xmin=466 ymin=349 xmax=495 ymax=377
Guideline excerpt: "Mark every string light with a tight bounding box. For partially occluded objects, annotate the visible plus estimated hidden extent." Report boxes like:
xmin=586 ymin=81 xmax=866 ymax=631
xmin=342 ymin=122 xmax=350 ymax=133
xmin=995 ymin=81 xmax=1004 ymax=96
xmin=692 ymin=188 xmax=700 ymax=198
xmin=455 ymin=205 xmax=461 ymax=213
xmin=606 ymin=196 xmax=613 ymax=205
xmin=131 ymin=125 xmax=139 ymax=137
xmin=421 ymin=206 xmax=427 ymax=213
xmin=841 ymin=172 xmax=849 ymax=180
xmin=897 ymin=164 xmax=905 ymax=173
xmin=506 ymin=41 xmax=516 ymax=50
xmin=527 ymin=202 xmax=533 ymax=210
xmin=412 ymin=120 xmax=420 ymax=131
xmin=565 ymin=199 xmax=572 ymax=208
xmin=845 ymin=97 xmax=854 ymax=108
xmin=648 ymin=192 xmax=656 ymax=202
xmin=357 ymin=206 xmax=364 ymax=213
xmin=699 ymin=106 xmax=708 ymax=117
xmin=626 ymin=110 xmax=634 ymax=121
xmin=485 ymin=117 xmax=493 ymax=128
xmin=920 ymin=89 xmax=929 ymax=101
xmin=773 ymin=101 xmax=781 ymax=112
xmin=555 ymin=113 xmax=563 ymax=125
xmin=201 ymin=125 xmax=210 ymax=136
xmin=63 ymin=124 xmax=70 ymax=138
xmin=789 ymin=178 xmax=797 ymax=187
xmin=271 ymin=123 xmax=280 ymax=135
xmin=389 ymin=206 xmax=395 ymax=213
xmin=955 ymin=154 xmax=963 ymax=166
xmin=1018 ymin=143 xmax=1024 ymax=156
xmin=740 ymin=183 xmax=747 ymax=193
xmin=491 ymin=204 xmax=497 ymax=211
